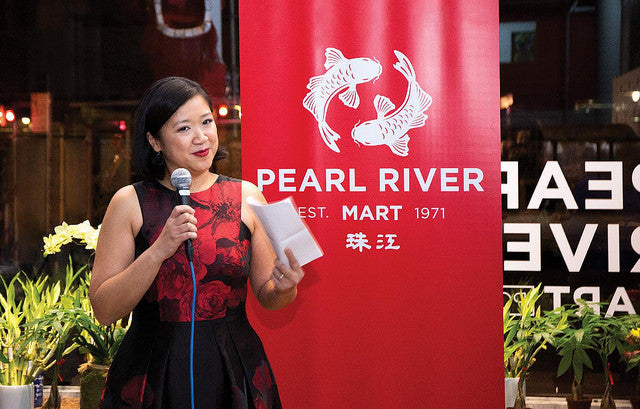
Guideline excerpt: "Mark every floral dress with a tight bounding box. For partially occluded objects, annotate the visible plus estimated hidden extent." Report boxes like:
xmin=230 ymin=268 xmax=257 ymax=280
xmin=99 ymin=176 xmax=282 ymax=409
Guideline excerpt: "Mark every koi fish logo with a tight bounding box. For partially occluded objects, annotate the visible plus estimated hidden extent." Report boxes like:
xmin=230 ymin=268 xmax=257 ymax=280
xmin=303 ymin=48 xmax=382 ymax=153
xmin=351 ymin=50 xmax=432 ymax=157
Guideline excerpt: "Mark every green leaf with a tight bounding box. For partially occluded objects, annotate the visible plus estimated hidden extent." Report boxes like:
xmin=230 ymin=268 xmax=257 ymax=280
xmin=558 ymin=351 xmax=572 ymax=377
xmin=574 ymin=359 xmax=584 ymax=383
xmin=575 ymin=347 xmax=593 ymax=369
xmin=505 ymin=326 xmax=518 ymax=347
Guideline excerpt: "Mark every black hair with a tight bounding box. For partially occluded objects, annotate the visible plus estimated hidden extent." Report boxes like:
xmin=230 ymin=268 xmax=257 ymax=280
xmin=132 ymin=76 xmax=227 ymax=180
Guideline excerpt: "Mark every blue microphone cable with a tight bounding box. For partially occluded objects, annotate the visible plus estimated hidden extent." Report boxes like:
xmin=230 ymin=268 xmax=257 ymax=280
xmin=170 ymin=167 xmax=197 ymax=409
xmin=189 ymin=259 xmax=196 ymax=409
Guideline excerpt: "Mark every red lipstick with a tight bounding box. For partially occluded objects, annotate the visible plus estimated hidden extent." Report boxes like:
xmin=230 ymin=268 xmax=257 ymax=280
xmin=193 ymin=148 xmax=209 ymax=157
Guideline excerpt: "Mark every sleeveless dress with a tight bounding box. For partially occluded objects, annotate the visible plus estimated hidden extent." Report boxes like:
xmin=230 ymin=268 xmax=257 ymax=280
xmin=99 ymin=175 xmax=282 ymax=409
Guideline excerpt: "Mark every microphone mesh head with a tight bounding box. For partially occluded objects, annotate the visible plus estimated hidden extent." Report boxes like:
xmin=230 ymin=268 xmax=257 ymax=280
xmin=170 ymin=168 xmax=192 ymax=189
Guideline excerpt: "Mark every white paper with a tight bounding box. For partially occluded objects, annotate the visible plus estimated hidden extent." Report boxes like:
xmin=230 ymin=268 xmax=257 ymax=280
xmin=247 ymin=196 xmax=323 ymax=267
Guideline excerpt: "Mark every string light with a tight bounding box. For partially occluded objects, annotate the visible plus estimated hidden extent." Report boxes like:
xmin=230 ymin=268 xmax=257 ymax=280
xmin=218 ymin=104 xmax=229 ymax=118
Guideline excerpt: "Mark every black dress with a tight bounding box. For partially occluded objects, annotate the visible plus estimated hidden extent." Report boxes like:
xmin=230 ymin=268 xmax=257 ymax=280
xmin=99 ymin=176 xmax=282 ymax=409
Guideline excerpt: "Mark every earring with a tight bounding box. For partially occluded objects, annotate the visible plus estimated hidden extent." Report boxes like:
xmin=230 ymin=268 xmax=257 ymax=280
xmin=152 ymin=151 xmax=165 ymax=168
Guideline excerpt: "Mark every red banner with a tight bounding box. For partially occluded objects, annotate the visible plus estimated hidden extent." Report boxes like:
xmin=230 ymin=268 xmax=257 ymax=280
xmin=240 ymin=2 xmax=502 ymax=408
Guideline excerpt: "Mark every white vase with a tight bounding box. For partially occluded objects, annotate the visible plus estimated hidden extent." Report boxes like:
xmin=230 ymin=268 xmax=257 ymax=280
xmin=0 ymin=384 xmax=34 ymax=409
xmin=505 ymin=377 xmax=525 ymax=408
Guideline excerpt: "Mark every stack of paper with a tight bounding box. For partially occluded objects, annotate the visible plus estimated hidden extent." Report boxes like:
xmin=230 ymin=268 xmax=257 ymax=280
xmin=247 ymin=196 xmax=323 ymax=267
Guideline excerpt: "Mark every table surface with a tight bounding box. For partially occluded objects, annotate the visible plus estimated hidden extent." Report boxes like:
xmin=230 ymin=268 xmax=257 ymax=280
xmin=46 ymin=387 xmax=637 ymax=409
xmin=525 ymin=396 xmax=632 ymax=409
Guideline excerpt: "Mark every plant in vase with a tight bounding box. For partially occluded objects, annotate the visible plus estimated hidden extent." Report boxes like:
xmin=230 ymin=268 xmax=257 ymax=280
xmin=28 ymin=262 xmax=87 ymax=409
xmin=58 ymin=274 xmax=130 ymax=409
xmin=0 ymin=220 xmax=101 ymax=409
xmin=42 ymin=220 xmax=131 ymax=409
xmin=0 ymin=273 xmax=75 ymax=385
xmin=0 ymin=273 xmax=77 ymax=409
xmin=504 ymin=285 xmax=568 ymax=409
xmin=591 ymin=305 xmax=627 ymax=409
xmin=618 ymin=315 xmax=640 ymax=409
xmin=554 ymin=301 xmax=602 ymax=409
xmin=35 ymin=220 xmax=101 ymax=409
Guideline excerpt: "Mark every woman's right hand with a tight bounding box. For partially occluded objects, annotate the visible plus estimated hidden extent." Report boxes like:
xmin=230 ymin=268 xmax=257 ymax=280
xmin=150 ymin=205 xmax=198 ymax=260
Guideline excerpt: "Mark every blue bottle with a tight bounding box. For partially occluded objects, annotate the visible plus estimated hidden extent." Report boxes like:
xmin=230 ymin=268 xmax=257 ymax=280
xmin=33 ymin=373 xmax=44 ymax=407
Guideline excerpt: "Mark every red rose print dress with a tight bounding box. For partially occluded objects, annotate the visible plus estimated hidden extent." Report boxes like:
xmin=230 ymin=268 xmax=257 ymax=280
xmin=99 ymin=176 xmax=282 ymax=409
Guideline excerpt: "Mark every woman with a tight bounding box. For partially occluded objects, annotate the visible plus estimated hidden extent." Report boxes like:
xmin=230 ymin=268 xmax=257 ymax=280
xmin=90 ymin=77 xmax=304 ymax=409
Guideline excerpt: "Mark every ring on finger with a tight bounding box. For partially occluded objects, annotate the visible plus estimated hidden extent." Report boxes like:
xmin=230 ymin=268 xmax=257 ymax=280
xmin=278 ymin=272 xmax=285 ymax=280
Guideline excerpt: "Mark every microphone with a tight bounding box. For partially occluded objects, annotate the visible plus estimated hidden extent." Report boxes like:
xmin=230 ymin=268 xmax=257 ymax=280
xmin=171 ymin=168 xmax=197 ymax=409
xmin=170 ymin=168 xmax=194 ymax=261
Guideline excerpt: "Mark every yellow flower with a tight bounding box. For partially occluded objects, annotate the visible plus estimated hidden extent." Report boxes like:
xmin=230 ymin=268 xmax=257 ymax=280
xmin=631 ymin=328 xmax=640 ymax=339
xmin=53 ymin=222 xmax=73 ymax=246
xmin=66 ymin=224 xmax=81 ymax=239
xmin=42 ymin=220 xmax=100 ymax=255
xmin=72 ymin=220 xmax=93 ymax=238
xmin=83 ymin=226 xmax=100 ymax=250
xmin=75 ymin=221 xmax=100 ymax=249
xmin=43 ymin=234 xmax=66 ymax=256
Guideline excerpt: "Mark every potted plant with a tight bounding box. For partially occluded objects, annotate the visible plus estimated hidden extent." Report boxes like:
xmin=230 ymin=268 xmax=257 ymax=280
xmin=618 ymin=315 xmax=640 ymax=409
xmin=554 ymin=301 xmax=601 ymax=409
xmin=504 ymin=285 xmax=567 ymax=409
xmin=0 ymin=220 xmax=102 ymax=409
xmin=62 ymin=274 xmax=129 ymax=409
xmin=591 ymin=305 xmax=626 ymax=409
xmin=0 ymin=273 xmax=76 ymax=409
xmin=28 ymin=262 xmax=87 ymax=409
xmin=42 ymin=220 xmax=130 ymax=409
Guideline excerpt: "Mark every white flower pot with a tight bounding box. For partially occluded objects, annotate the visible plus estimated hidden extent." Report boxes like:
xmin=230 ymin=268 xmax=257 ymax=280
xmin=505 ymin=377 xmax=525 ymax=408
xmin=0 ymin=384 xmax=34 ymax=409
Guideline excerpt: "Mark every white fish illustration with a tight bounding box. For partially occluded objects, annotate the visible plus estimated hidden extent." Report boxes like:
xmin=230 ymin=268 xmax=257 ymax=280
xmin=350 ymin=50 xmax=432 ymax=157
xmin=303 ymin=47 xmax=382 ymax=153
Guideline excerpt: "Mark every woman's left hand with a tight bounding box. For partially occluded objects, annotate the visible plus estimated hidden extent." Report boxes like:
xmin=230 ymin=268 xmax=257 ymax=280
xmin=271 ymin=248 xmax=304 ymax=291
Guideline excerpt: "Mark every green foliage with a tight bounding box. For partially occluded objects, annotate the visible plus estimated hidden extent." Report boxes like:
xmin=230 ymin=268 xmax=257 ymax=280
xmin=73 ymin=313 xmax=128 ymax=366
xmin=504 ymin=285 xmax=568 ymax=378
xmin=0 ymin=271 xmax=72 ymax=385
xmin=53 ymin=273 xmax=129 ymax=366
xmin=618 ymin=315 xmax=640 ymax=369
xmin=0 ymin=254 xmax=130 ymax=386
xmin=554 ymin=302 xmax=600 ymax=386
xmin=504 ymin=285 xmax=569 ymax=408
xmin=37 ymin=220 xmax=128 ymax=366
xmin=552 ymin=300 xmax=631 ymax=401
xmin=503 ymin=287 xmax=640 ymax=405
xmin=617 ymin=315 xmax=640 ymax=397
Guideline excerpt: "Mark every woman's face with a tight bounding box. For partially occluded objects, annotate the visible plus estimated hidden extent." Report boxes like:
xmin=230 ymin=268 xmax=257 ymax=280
xmin=148 ymin=95 xmax=218 ymax=178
